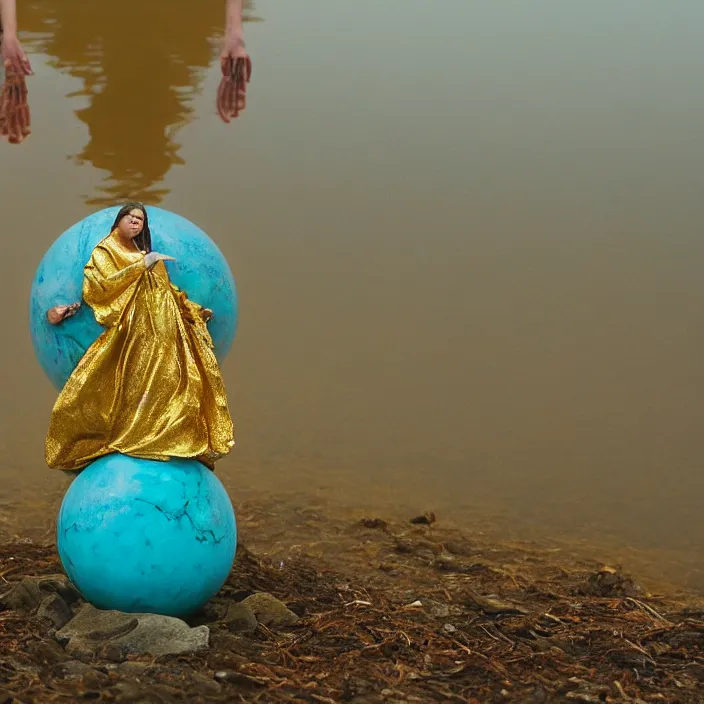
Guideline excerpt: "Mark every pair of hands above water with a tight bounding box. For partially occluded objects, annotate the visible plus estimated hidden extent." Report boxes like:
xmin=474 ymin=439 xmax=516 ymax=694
xmin=1 ymin=34 xmax=251 ymax=146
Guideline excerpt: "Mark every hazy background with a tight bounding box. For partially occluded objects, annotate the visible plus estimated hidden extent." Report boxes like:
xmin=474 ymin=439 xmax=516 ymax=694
xmin=1 ymin=0 xmax=703 ymax=587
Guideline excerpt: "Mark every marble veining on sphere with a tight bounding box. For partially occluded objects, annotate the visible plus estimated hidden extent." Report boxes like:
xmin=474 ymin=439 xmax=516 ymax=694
xmin=57 ymin=454 xmax=237 ymax=617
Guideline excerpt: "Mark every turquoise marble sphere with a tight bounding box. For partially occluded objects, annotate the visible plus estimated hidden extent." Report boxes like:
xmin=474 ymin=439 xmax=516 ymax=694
xmin=30 ymin=206 xmax=238 ymax=391
xmin=57 ymin=454 xmax=237 ymax=617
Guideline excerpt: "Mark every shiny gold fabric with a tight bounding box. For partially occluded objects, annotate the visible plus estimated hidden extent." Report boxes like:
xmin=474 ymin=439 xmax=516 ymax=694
xmin=45 ymin=230 xmax=234 ymax=471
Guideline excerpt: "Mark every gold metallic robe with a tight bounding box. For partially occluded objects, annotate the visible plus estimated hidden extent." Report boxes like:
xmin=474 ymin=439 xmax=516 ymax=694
xmin=45 ymin=230 xmax=235 ymax=471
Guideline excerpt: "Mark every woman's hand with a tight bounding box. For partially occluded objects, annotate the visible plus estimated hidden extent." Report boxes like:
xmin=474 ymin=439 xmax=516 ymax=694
xmin=144 ymin=252 xmax=176 ymax=269
xmin=47 ymin=302 xmax=81 ymax=326
xmin=217 ymin=34 xmax=251 ymax=123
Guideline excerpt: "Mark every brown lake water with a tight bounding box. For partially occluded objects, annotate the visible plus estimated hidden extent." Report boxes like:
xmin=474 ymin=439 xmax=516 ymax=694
xmin=1 ymin=0 xmax=703 ymax=588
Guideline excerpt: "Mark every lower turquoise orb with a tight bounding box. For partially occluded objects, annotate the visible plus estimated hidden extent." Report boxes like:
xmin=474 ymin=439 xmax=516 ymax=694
xmin=57 ymin=454 xmax=237 ymax=617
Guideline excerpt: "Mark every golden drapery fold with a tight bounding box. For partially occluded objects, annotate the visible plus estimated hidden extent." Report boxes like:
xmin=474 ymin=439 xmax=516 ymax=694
xmin=45 ymin=230 xmax=235 ymax=471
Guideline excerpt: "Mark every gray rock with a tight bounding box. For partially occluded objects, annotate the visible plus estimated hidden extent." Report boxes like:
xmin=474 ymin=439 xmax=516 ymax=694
xmin=1 ymin=574 xmax=81 ymax=614
xmin=56 ymin=604 xmax=138 ymax=648
xmin=112 ymin=613 xmax=209 ymax=657
xmin=1 ymin=577 xmax=43 ymax=612
xmin=222 ymin=602 xmax=258 ymax=633
xmin=35 ymin=574 xmax=82 ymax=604
xmin=240 ymin=592 xmax=299 ymax=629
xmin=37 ymin=594 xmax=73 ymax=630
xmin=56 ymin=604 xmax=209 ymax=657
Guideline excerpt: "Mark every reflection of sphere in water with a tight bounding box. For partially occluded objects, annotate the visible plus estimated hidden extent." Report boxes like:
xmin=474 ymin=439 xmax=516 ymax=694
xmin=30 ymin=206 xmax=238 ymax=390
xmin=57 ymin=454 xmax=237 ymax=617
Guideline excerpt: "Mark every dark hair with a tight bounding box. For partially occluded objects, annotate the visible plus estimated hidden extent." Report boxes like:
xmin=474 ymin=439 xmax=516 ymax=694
xmin=111 ymin=202 xmax=152 ymax=253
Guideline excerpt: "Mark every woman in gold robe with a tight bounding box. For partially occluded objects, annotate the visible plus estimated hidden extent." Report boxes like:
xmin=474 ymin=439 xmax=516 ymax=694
xmin=45 ymin=202 xmax=234 ymax=471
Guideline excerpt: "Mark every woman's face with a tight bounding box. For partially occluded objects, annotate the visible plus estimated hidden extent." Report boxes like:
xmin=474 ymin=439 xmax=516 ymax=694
xmin=117 ymin=208 xmax=145 ymax=239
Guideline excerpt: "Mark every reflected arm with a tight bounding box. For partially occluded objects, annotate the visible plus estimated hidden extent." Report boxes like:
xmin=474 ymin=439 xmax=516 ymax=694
xmin=218 ymin=0 xmax=251 ymax=121
xmin=225 ymin=0 xmax=245 ymax=43
xmin=0 ymin=0 xmax=18 ymax=35
xmin=0 ymin=1 xmax=32 ymax=76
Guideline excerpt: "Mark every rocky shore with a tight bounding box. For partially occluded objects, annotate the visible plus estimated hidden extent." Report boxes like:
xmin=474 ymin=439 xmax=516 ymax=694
xmin=0 ymin=512 xmax=702 ymax=703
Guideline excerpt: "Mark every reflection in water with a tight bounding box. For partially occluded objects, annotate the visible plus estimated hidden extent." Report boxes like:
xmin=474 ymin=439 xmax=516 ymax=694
xmin=4 ymin=0 xmax=704 ymax=591
xmin=0 ymin=71 xmax=31 ymax=144
xmin=21 ymin=0 xmax=256 ymax=206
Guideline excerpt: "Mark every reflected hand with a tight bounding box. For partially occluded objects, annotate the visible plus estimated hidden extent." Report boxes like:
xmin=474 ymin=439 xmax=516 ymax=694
xmin=47 ymin=302 xmax=81 ymax=326
xmin=217 ymin=35 xmax=251 ymax=123
xmin=1 ymin=35 xmax=33 ymax=77
xmin=0 ymin=70 xmax=31 ymax=144
xmin=200 ymin=308 xmax=214 ymax=323
xmin=144 ymin=252 xmax=176 ymax=269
